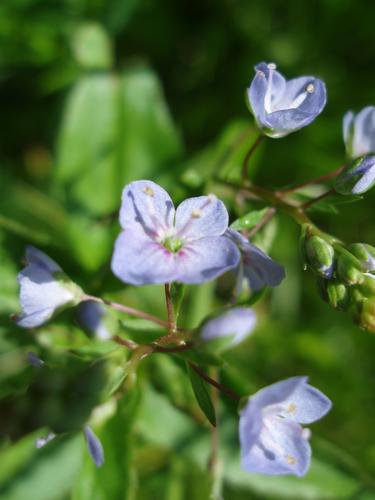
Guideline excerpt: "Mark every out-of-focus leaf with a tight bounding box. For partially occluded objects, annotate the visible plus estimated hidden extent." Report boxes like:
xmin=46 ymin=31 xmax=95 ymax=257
xmin=187 ymin=363 xmax=216 ymax=427
xmin=0 ymin=432 xmax=82 ymax=500
xmin=72 ymin=23 xmax=113 ymax=70
xmin=230 ymin=208 xmax=269 ymax=231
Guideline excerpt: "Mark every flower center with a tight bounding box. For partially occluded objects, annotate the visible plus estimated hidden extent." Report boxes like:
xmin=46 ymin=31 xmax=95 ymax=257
xmin=163 ymin=237 xmax=184 ymax=253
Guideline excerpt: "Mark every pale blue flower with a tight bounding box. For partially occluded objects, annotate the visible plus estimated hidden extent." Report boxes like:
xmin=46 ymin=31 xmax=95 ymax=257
xmin=200 ymin=307 xmax=256 ymax=348
xmin=247 ymin=62 xmax=327 ymax=138
xmin=335 ymin=155 xmax=375 ymax=195
xmin=84 ymin=425 xmax=104 ymax=467
xmin=239 ymin=376 xmax=332 ymax=477
xmin=225 ymin=229 xmax=285 ymax=292
xmin=111 ymin=180 xmax=240 ymax=285
xmin=343 ymin=106 xmax=375 ymax=159
xmin=15 ymin=246 xmax=83 ymax=328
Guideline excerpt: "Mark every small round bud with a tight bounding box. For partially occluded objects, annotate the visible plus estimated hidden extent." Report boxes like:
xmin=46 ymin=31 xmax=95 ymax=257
xmin=319 ymin=279 xmax=350 ymax=311
xmin=335 ymin=155 xmax=375 ymax=195
xmin=336 ymin=249 xmax=365 ymax=286
xmin=348 ymin=243 xmax=375 ymax=272
xmin=353 ymin=298 xmax=375 ymax=333
xmin=304 ymin=235 xmax=335 ymax=278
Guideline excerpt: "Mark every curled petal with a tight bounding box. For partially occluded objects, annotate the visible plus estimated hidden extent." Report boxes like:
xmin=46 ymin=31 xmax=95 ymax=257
xmin=174 ymin=236 xmax=240 ymax=284
xmin=119 ymin=180 xmax=175 ymax=238
xmin=175 ymin=195 xmax=229 ymax=240
xmin=277 ymin=381 xmax=332 ymax=424
xmin=84 ymin=426 xmax=104 ymax=467
xmin=111 ymin=227 xmax=177 ymax=285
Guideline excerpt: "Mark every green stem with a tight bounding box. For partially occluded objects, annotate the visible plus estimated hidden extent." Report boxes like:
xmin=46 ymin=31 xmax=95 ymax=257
xmin=279 ymin=165 xmax=345 ymax=195
xmin=165 ymin=283 xmax=176 ymax=334
xmin=241 ymin=133 xmax=265 ymax=182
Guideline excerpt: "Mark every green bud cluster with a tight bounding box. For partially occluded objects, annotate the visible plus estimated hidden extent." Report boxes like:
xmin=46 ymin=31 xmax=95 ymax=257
xmin=302 ymin=227 xmax=375 ymax=333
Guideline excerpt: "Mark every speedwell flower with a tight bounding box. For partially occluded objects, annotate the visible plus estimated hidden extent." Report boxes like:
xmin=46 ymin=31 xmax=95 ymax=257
xmin=15 ymin=246 xmax=84 ymax=328
xmin=239 ymin=376 xmax=332 ymax=477
xmin=335 ymin=155 xmax=375 ymax=195
xmin=111 ymin=180 xmax=240 ymax=285
xmin=343 ymin=106 xmax=375 ymax=159
xmin=225 ymin=229 xmax=285 ymax=292
xmin=200 ymin=307 xmax=256 ymax=348
xmin=247 ymin=62 xmax=327 ymax=138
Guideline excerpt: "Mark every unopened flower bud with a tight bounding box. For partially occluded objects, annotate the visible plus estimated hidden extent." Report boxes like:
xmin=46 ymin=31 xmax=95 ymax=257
xmin=353 ymin=298 xmax=375 ymax=333
xmin=348 ymin=243 xmax=375 ymax=272
xmin=304 ymin=235 xmax=334 ymax=278
xmin=353 ymin=274 xmax=375 ymax=300
xmin=336 ymin=249 xmax=364 ymax=286
xmin=335 ymin=156 xmax=375 ymax=195
xmin=319 ymin=279 xmax=349 ymax=311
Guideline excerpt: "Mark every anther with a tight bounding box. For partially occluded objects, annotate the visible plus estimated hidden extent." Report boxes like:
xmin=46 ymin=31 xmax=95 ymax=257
xmin=286 ymin=455 xmax=297 ymax=465
xmin=267 ymin=63 xmax=277 ymax=70
xmin=257 ymin=70 xmax=266 ymax=77
xmin=287 ymin=403 xmax=297 ymax=413
xmin=144 ymin=186 xmax=154 ymax=197
xmin=191 ymin=209 xmax=202 ymax=218
xmin=306 ymin=83 xmax=315 ymax=93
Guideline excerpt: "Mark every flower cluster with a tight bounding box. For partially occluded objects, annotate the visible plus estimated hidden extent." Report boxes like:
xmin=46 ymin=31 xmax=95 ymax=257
xmin=303 ymin=228 xmax=375 ymax=331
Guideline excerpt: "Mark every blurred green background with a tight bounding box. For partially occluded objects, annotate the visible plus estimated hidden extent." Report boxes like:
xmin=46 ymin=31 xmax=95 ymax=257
xmin=1 ymin=0 xmax=375 ymax=499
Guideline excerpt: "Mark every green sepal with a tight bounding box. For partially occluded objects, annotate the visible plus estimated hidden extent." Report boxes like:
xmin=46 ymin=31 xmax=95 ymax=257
xmin=187 ymin=363 xmax=216 ymax=427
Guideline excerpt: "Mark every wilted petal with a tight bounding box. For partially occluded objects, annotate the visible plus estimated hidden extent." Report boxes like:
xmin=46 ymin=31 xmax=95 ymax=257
xmin=175 ymin=195 xmax=229 ymax=240
xmin=119 ymin=180 xmax=175 ymax=238
xmin=84 ymin=426 xmax=104 ymax=467
xmin=111 ymin=227 xmax=177 ymax=285
xmin=277 ymin=380 xmax=332 ymax=424
xmin=174 ymin=236 xmax=240 ymax=284
xmin=200 ymin=307 xmax=256 ymax=346
xmin=241 ymin=417 xmax=311 ymax=477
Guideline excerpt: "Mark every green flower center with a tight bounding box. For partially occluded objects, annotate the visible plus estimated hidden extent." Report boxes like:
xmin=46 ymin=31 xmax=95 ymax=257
xmin=163 ymin=237 xmax=183 ymax=253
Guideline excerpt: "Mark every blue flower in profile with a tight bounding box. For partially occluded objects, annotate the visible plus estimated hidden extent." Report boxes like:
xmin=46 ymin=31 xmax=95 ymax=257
xmin=343 ymin=106 xmax=375 ymax=159
xmin=335 ymin=155 xmax=375 ymax=195
xmin=111 ymin=180 xmax=240 ymax=285
xmin=225 ymin=229 xmax=285 ymax=293
xmin=239 ymin=377 xmax=332 ymax=477
xmin=15 ymin=246 xmax=84 ymax=328
xmin=200 ymin=307 xmax=256 ymax=349
xmin=247 ymin=62 xmax=327 ymax=138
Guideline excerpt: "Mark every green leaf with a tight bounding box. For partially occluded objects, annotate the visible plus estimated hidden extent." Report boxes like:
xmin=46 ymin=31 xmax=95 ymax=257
xmin=230 ymin=208 xmax=269 ymax=231
xmin=0 ymin=432 xmax=82 ymax=500
xmin=187 ymin=363 xmax=216 ymax=427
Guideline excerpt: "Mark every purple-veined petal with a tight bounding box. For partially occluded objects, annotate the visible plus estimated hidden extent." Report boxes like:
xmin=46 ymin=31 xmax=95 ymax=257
xmin=200 ymin=307 xmax=256 ymax=346
xmin=247 ymin=66 xmax=269 ymax=125
xmin=276 ymin=380 xmax=332 ymax=424
xmin=241 ymin=416 xmax=311 ymax=477
xmin=248 ymin=377 xmax=306 ymax=411
xmin=111 ymin=227 xmax=178 ymax=285
xmin=119 ymin=180 xmax=175 ymax=238
xmin=174 ymin=236 xmax=240 ymax=284
xmin=175 ymin=195 xmax=229 ymax=240
xmin=25 ymin=246 xmax=62 ymax=273
xmin=84 ymin=426 xmax=104 ymax=467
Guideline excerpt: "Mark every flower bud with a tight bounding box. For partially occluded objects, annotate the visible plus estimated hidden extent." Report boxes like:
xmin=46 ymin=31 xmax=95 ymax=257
xmin=353 ymin=298 xmax=375 ymax=333
xmin=336 ymin=249 xmax=364 ymax=286
xmin=348 ymin=243 xmax=375 ymax=272
xmin=304 ymin=235 xmax=334 ymax=278
xmin=335 ymin=156 xmax=375 ymax=195
xmin=318 ymin=279 xmax=349 ymax=311
xmin=343 ymin=107 xmax=375 ymax=159
xmin=353 ymin=274 xmax=375 ymax=300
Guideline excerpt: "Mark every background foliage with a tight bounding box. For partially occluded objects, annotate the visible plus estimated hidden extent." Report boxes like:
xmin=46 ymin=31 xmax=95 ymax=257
xmin=1 ymin=0 xmax=375 ymax=498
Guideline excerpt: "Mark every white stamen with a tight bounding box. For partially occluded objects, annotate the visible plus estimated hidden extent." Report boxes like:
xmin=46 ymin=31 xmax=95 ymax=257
xmin=306 ymin=83 xmax=315 ymax=93
xmin=267 ymin=63 xmax=277 ymax=70
xmin=289 ymin=91 xmax=308 ymax=109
